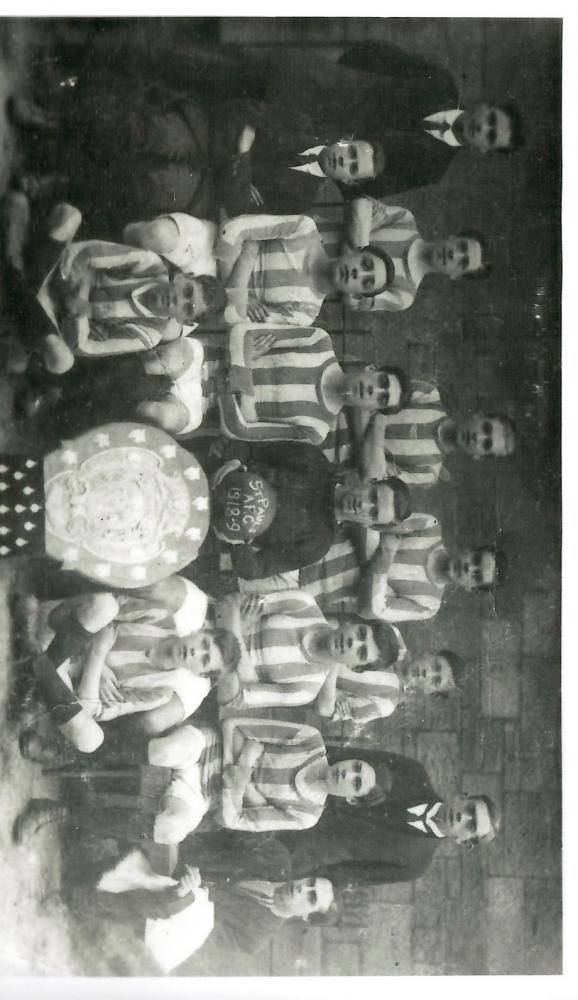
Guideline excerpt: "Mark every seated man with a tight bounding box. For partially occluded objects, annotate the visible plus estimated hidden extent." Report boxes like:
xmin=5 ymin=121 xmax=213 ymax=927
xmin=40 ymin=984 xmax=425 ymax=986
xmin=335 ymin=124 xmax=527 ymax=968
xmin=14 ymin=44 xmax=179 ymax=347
xmin=350 ymin=379 xmax=516 ymax=485
xmin=216 ymin=212 xmax=394 ymax=327
xmin=218 ymin=324 xmax=409 ymax=446
xmin=19 ymin=576 xmax=238 ymax=754
xmin=214 ymin=590 xmax=402 ymax=710
xmin=209 ymin=441 xmax=411 ymax=580
xmin=147 ymin=716 xmax=380 ymax=844
xmin=304 ymin=515 xmax=506 ymax=623
xmin=339 ymin=197 xmax=491 ymax=312
xmin=317 ymin=646 xmax=462 ymax=730
xmin=285 ymin=746 xmax=501 ymax=885
xmin=13 ymin=204 xmax=224 ymax=374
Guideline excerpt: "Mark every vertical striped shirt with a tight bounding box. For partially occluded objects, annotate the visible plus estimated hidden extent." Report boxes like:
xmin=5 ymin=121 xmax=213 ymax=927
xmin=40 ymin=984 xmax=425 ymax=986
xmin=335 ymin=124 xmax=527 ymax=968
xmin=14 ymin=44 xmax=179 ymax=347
xmin=344 ymin=198 xmax=423 ymax=313
xmin=217 ymin=214 xmax=327 ymax=326
xmin=222 ymin=590 xmax=334 ymax=709
xmin=371 ymin=383 xmax=447 ymax=486
xmin=220 ymin=325 xmax=343 ymax=445
xmin=332 ymin=667 xmax=403 ymax=727
xmin=370 ymin=514 xmax=446 ymax=622
xmin=220 ymin=718 xmax=328 ymax=832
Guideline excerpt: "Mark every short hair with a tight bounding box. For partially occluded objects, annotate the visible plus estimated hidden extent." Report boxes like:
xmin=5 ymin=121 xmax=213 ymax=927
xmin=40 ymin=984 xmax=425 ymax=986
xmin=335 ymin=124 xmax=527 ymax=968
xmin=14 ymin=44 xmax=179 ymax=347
xmin=454 ymin=230 xmax=492 ymax=280
xmin=360 ymin=243 xmax=395 ymax=295
xmin=471 ymin=545 xmax=508 ymax=592
xmin=307 ymin=891 xmax=343 ymax=926
xmin=373 ymin=364 xmax=411 ymax=413
xmin=435 ymin=648 xmax=465 ymax=692
xmin=369 ymin=141 xmax=386 ymax=178
xmin=493 ymin=104 xmax=525 ymax=153
xmin=348 ymin=761 xmax=392 ymax=810
xmin=334 ymin=615 xmax=405 ymax=670
xmin=465 ymin=794 xmax=501 ymax=846
xmin=191 ymin=274 xmax=227 ymax=316
xmin=211 ymin=628 xmax=241 ymax=674
xmin=484 ymin=412 xmax=517 ymax=456
xmin=376 ymin=476 xmax=411 ymax=527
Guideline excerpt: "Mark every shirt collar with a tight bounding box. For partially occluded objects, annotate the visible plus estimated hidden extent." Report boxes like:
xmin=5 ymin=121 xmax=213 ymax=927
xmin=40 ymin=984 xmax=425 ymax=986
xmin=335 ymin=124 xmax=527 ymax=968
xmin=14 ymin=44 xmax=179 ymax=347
xmin=289 ymin=146 xmax=326 ymax=177
xmin=423 ymin=108 xmax=463 ymax=147
xmin=406 ymin=801 xmax=446 ymax=838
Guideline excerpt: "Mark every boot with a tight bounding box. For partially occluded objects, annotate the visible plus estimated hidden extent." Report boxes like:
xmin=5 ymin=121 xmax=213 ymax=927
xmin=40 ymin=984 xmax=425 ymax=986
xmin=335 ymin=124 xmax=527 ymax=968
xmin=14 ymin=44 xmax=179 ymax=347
xmin=12 ymin=798 xmax=70 ymax=844
xmin=18 ymin=727 xmax=79 ymax=766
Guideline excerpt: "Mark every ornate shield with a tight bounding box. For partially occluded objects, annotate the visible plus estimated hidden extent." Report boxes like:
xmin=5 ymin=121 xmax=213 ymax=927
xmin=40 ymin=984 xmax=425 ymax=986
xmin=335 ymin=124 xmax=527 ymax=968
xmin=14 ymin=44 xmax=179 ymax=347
xmin=44 ymin=423 xmax=209 ymax=588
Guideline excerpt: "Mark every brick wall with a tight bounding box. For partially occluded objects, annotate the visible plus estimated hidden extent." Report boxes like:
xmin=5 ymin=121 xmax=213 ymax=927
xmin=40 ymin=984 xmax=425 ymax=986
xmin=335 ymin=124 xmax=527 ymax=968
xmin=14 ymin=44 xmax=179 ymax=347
xmin=180 ymin=17 xmax=561 ymax=977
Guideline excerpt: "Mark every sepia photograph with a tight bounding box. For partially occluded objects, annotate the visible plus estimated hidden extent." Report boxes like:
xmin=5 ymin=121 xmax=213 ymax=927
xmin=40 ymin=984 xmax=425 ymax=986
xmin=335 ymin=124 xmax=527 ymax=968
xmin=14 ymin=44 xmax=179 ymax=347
xmin=0 ymin=14 xmax=562 ymax=981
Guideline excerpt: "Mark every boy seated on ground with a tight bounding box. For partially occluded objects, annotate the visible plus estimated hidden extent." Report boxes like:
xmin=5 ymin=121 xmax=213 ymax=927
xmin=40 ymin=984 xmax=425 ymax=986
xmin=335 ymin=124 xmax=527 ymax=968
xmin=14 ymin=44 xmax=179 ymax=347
xmin=21 ymin=576 xmax=240 ymax=755
xmin=10 ymin=204 xmax=225 ymax=375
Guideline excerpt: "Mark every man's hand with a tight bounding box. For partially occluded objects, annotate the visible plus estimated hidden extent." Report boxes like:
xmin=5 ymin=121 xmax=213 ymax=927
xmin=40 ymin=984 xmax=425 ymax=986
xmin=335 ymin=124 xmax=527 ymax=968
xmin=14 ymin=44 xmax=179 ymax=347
xmin=240 ymin=593 xmax=265 ymax=636
xmin=176 ymin=865 xmax=202 ymax=898
xmin=249 ymin=184 xmax=264 ymax=208
xmin=372 ymin=533 xmax=401 ymax=572
xmin=99 ymin=664 xmax=125 ymax=705
xmin=247 ymin=302 xmax=270 ymax=324
xmin=250 ymin=331 xmax=277 ymax=359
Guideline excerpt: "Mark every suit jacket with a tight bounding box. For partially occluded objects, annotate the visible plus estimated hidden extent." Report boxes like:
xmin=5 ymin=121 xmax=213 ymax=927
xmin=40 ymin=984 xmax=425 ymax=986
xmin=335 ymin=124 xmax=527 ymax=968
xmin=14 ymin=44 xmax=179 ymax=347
xmin=282 ymin=748 xmax=442 ymax=885
xmin=208 ymin=887 xmax=286 ymax=954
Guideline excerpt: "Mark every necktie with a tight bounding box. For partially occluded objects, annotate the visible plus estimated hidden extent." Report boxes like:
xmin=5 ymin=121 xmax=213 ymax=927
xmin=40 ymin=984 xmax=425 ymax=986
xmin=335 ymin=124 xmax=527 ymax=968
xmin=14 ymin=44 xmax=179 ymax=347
xmin=423 ymin=120 xmax=449 ymax=135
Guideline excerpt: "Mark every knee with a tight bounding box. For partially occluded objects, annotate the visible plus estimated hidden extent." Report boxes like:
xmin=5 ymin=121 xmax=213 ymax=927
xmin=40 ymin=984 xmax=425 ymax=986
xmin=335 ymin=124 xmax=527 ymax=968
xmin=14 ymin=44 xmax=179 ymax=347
xmin=137 ymin=400 xmax=188 ymax=434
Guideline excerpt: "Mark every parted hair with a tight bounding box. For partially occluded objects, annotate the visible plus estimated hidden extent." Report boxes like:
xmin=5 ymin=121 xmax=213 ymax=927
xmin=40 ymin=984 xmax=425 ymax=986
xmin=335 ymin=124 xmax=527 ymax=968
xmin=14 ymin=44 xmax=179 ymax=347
xmin=454 ymin=229 xmax=492 ymax=280
xmin=333 ymin=615 xmax=405 ymax=670
xmin=359 ymin=243 xmax=396 ymax=295
xmin=465 ymin=794 xmax=501 ymax=846
xmin=471 ymin=545 xmax=508 ymax=592
xmin=190 ymin=273 xmax=227 ymax=316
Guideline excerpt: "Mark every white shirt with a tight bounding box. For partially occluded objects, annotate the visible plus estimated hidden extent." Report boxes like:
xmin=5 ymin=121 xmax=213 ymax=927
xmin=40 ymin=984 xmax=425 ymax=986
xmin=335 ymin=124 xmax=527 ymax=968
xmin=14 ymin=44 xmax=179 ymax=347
xmin=422 ymin=108 xmax=463 ymax=147
xmin=289 ymin=146 xmax=326 ymax=177
xmin=406 ymin=801 xmax=445 ymax=838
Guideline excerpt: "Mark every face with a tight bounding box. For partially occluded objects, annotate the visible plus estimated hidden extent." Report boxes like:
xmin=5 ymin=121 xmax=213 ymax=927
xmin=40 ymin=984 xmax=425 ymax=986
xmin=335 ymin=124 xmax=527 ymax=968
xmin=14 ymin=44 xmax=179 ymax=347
xmin=448 ymin=549 xmax=496 ymax=591
xmin=429 ymin=236 xmax=483 ymax=279
xmin=318 ymin=140 xmax=377 ymax=185
xmin=456 ymin=415 xmax=513 ymax=459
xmin=398 ymin=653 xmax=455 ymax=696
xmin=327 ymin=759 xmax=376 ymax=800
xmin=169 ymin=274 xmax=207 ymax=323
xmin=152 ymin=631 xmax=225 ymax=676
xmin=441 ymin=795 xmax=493 ymax=844
xmin=273 ymin=878 xmax=334 ymax=920
xmin=336 ymin=482 xmax=396 ymax=527
xmin=344 ymin=370 xmax=402 ymax=412
xmin=328 ymin=622 xmax=380 ymax=668
xmin=331 ymin=250 xmax=388 ymax=297
xmin=455 ymin=104 xmax=513 ymax=153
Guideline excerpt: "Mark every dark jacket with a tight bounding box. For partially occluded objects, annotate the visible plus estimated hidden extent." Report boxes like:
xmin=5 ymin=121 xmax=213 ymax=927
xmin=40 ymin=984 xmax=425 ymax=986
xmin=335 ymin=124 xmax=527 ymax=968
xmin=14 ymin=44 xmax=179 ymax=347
xmin=281 ymin=748 xmax=443 ymax=886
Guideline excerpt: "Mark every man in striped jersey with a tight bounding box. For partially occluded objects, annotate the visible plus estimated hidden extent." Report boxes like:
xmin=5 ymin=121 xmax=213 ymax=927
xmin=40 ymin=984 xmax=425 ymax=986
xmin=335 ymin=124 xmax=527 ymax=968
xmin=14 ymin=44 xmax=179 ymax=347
xmin=147 ymin=717 xmax=378 ymax=843
xmin=216 ymin=212 xmax=393 ymax=327
xmin=218 ymin=323 xmax=408 ymax=446
xmin=212 ymin=590 xmax=399 ymax=710
xmin=358 ymin=380 xmax=517 ymax=485
xmin=20 ymin=575 xmax=239 ymax=755
xmin=341 ymin=197 xmax=490 ymax=313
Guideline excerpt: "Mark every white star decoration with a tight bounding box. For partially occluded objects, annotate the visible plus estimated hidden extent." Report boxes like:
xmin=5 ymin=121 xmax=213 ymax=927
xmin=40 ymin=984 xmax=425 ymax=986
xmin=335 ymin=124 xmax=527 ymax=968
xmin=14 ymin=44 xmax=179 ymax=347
xmin=0 ymin=483 xmax=7 ymax=492
xmin=0 ymin=527 xmax=9 ymax=536
xmin=94 ymin=564 xmax=112 ymax=579
xmin=23 ymin=487 xmax=34 ymax=496
xmin=0 ymin=465 xmax=7 ymax=474
xmin=184 ymin=467 xmax=200 ymax=481
xmin=25 ymin=460 xmax=36 ymax=469
xmin=15 ymin=538 xmax=27 ymax=547
xmin=161 ymin=445 xmax=177 ymax=459
xmin=129 ymin=429 xmax=146 ymax=443
xmin=130 ymin=566 xmax=148 ymax=580
xmin=13 ymin=471 xmax=24 ymax=480
xmin=185 ymin=527 xmax=202 ymax=541
xmin=24 ymin=522 xmax=34 ymax=532
xmin=15 ymin=505 xmax=25 ymax=514
xmin=0 ymin=546 xmax=9 ymax=556
xmin=194 ymin=496 xmax=209 ymax=511
xmin=30 ymin=504 xmax=41 ymax=513
xmin=61 ymin=450 xmax=78 ymax=465
xmin=95 ymin=433 xmax=111 ymax=448
xmin=0 ymin=506 xmax=8 ymax=514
